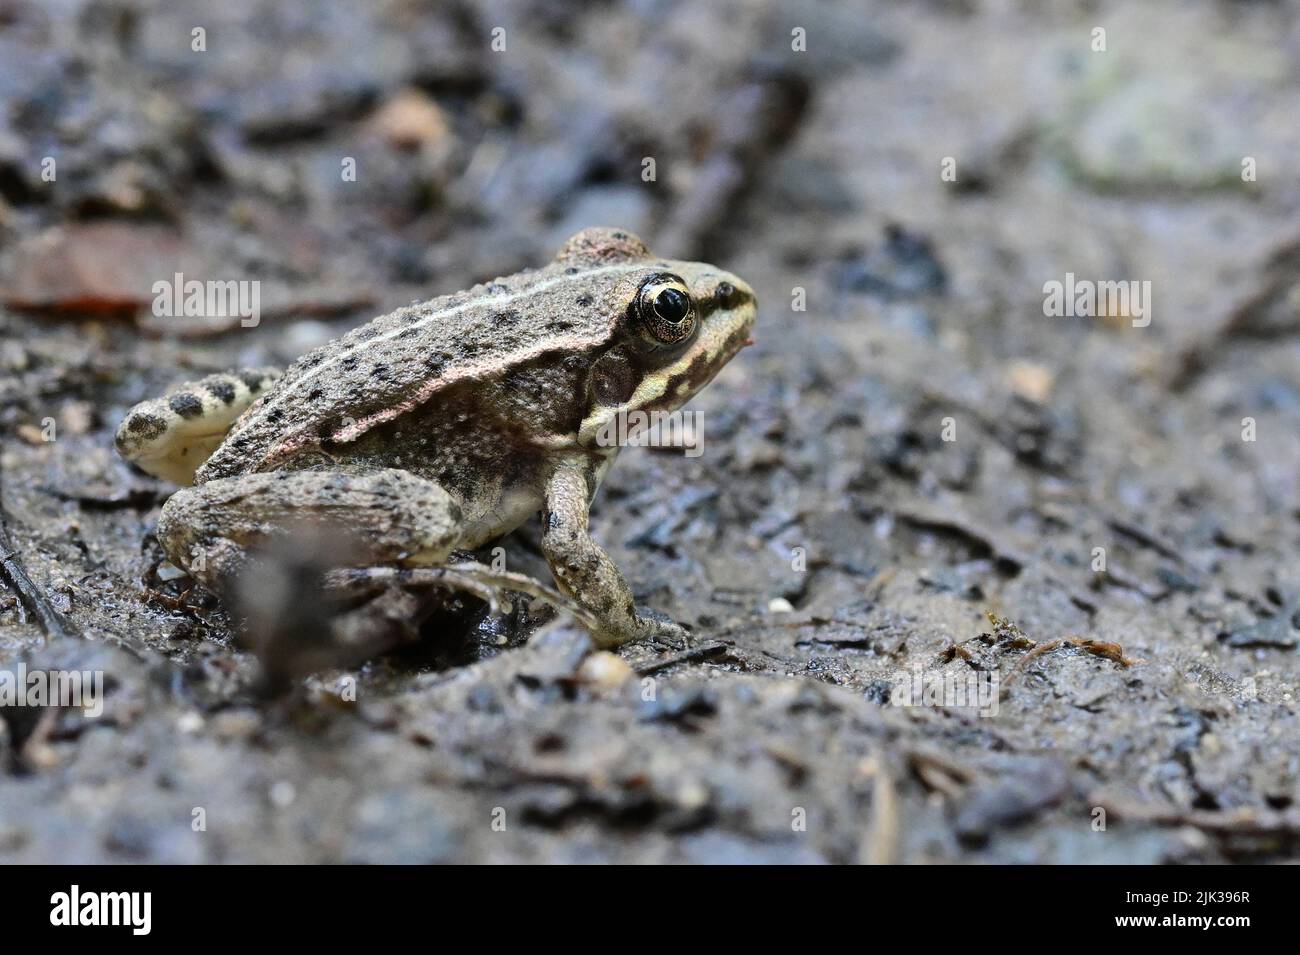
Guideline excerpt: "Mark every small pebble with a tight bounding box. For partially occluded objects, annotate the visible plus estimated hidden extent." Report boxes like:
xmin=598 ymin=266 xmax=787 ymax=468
xmin=15 ymin=424 xmax=46 ymax=445
xmin=768 ymin=597 xmax=795 ymax=613
xmin=577 ymin=651 xmax=632 ymax=690
xmin=369 ymin=88 xmax=450 ymax=150
xmin=212 ymin=708 xmax=262 ymax=741
xmin=1006 ymin=360 xmax=1055 ymax=404
xmin=156 ymin=561 xmax=188 ymax=582
xmin=176 ymin=711 xmax=204 ymax=734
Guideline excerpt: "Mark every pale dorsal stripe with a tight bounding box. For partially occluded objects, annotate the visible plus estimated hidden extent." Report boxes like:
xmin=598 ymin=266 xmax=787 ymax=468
xmin=228 ymin=262 xmax=648 ymax=443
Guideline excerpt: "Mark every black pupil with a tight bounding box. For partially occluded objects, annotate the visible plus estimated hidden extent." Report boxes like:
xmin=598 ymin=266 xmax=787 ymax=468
xmin=653 ymin=288 xmax=689 ymax=325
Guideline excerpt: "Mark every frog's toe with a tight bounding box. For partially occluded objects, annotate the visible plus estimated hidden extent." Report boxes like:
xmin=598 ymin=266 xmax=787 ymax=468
xmin=635 ymin=608 xmax=691 ymax=651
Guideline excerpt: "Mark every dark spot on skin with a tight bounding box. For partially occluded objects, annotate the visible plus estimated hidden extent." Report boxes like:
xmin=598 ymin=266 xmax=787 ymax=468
xmin=126 ymin=413 xmax=166 ymax=438
xmin=342 ymin=356 xmax=359 ymax=370
xmin=267 ymin=408 xmax=284 ymax=423
xmin=565 ymin=266 xmax=578 ymax=275
xmin=372 ymin=364 xmax=389 ymax=380
xmin=613 ymin=232 xmax=627 ymax=240
xmin=169 ymin=392 xmax=203 ymax=418
xmin=356 ymin=326 xmax=378 ymax=341
xmin=576 ymin=294 xmax=593 ymax=307
xmin=400 ymin=326 xmax=418 ymax=339
xmin=206 ymin=379 xmax=236 ymax=404
xmin=308 ymin=388 xmax=323 ymax=400
xmin=492 ymin=310 xmax=520 ymax=327
xmin=238 ymin=370 xmax=265 ymax=390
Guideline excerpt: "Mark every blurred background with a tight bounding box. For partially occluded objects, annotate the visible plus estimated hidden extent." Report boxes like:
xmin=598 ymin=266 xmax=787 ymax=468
xmin=0 ymin=0 xmax=1298 ymax=863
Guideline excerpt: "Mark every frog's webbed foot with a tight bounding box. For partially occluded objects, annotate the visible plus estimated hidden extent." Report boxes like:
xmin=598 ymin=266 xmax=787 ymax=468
xmin=637 ymin=607 xmax=691 ymax=651
xmin=322 ymin=562 xmax=605 ymax=634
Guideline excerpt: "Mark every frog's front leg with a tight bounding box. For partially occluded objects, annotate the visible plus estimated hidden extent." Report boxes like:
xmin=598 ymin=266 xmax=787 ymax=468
xmin=155 ymin=468 xmax=462 ymax=593
xmin=541 ymin=460 xmax=689 ymax=648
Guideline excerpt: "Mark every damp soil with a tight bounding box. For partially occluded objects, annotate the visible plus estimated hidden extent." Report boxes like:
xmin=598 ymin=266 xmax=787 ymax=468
xmin=1 ymin=1 xmax=1298 ymax=863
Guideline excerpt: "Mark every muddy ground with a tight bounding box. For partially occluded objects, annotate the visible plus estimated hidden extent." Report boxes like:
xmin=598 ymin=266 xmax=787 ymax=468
xmin=1 ymin=0 xmax=1298 ymax=863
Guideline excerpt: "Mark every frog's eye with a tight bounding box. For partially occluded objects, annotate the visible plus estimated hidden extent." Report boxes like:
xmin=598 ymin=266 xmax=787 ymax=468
xmin=635 ymin=275 xmax=696 ymax=345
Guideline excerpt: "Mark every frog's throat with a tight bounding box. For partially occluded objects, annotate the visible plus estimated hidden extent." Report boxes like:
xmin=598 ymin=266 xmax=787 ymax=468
xmin=226 ymin=262 xmax=653 ymax=469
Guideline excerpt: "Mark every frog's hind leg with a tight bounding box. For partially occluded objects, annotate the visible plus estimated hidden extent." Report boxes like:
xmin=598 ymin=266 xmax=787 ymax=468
xmin=155 ymin=468 xmax=462 ymax=594
xmin=157 ymin=468 xmax=607 ymax=641
xmin=155 ymin=468 xmax=471 ymax=679
xmin=115 ymin=368 xmax=280 ymax=485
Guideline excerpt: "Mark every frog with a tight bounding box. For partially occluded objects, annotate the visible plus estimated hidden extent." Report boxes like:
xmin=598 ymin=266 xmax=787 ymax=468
xmin=115 ymin=228 xmax=757 ymax=648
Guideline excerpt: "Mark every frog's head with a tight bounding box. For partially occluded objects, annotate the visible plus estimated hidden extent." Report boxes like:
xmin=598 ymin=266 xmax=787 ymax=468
xmin=572 ymin=233 xmax=757 ymax=452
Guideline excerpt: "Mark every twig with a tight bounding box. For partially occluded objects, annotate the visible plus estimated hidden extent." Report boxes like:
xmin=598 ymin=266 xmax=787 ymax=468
xmin=635 ymin=641 xmax=730 ymax=675
xmin=1004 ymin=636 xmax=1143 ymax=689
xmin=906 ymin=745 xmax=978 ymax=799
xmin=1091 ymin=789 xmax=1300 ymax=837
xmin=1106 ymin=516 xmax=1196 ymax=570
xmin=0 ymin=456 xmax=75 ymax=641
xmin=978 ymin=613 xmax=1141 ymax=692
xmin=861 ymin=753 xmax=900 ymax=865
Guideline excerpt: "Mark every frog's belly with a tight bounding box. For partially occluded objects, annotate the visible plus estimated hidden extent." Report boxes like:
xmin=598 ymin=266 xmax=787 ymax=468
xmin=445 ymin=451 xmax=616 ymax=551
xmin=454 ymin=485 xmax=544 ymax=551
